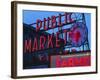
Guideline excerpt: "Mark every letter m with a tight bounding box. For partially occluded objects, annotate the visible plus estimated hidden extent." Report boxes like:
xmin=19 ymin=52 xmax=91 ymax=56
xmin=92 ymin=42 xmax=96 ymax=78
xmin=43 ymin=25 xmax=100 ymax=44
xmin=24 ymin=39 xmax=32 ymax=53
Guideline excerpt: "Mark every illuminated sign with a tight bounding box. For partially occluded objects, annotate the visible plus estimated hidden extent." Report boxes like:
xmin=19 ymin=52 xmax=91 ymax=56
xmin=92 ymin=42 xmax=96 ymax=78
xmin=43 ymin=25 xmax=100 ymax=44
xmin=50 ymin=52 xmax=91 ymax=67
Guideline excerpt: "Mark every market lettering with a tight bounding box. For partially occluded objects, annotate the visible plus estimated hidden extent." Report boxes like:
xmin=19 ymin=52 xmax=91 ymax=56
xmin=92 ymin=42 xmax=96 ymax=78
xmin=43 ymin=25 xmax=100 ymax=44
xmin=24 ymin=31 xmax=67 ymax=53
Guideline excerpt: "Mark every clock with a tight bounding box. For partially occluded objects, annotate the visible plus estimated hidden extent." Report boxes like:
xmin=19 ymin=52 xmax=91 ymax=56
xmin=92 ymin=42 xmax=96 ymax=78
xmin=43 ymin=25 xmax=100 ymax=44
xmin=69 ymin=22 xmax=88 ymax=47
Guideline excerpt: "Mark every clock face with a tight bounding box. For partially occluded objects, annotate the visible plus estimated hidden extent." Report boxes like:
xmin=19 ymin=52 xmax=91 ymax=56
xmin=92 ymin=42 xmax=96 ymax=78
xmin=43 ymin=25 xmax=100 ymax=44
xmin=69 ymin=22 xmax=88 ymax=47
